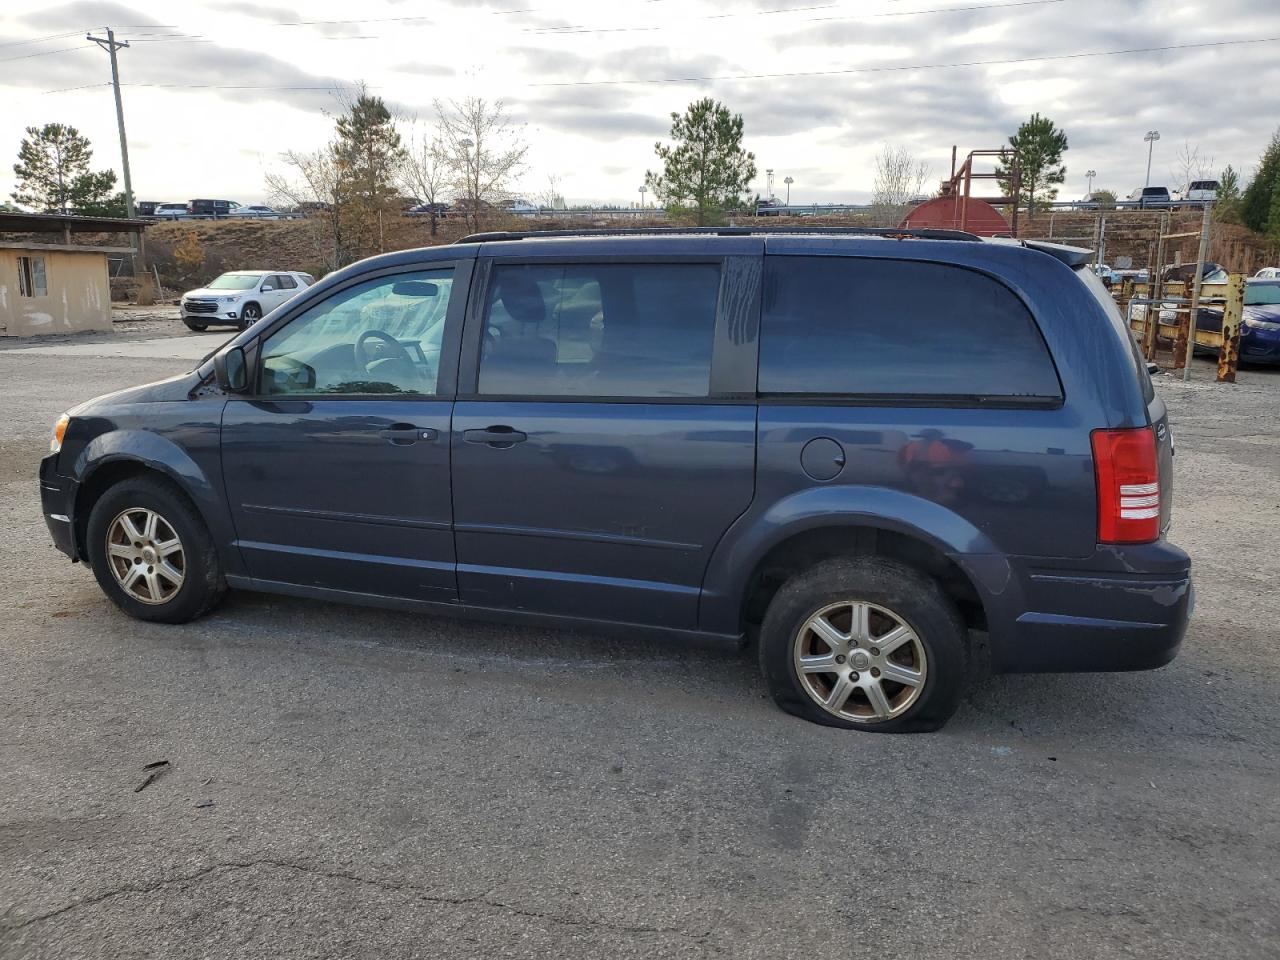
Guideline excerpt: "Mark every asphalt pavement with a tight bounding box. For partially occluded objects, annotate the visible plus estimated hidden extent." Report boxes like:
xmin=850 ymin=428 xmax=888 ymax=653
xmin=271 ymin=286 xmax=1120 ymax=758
xmin=1 ymin=320 xmax=1277 ymax=959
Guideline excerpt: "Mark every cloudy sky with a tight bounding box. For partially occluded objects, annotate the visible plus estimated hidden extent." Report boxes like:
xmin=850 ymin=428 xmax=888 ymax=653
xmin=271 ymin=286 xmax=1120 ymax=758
xmin=2 ymin=0 xmax=1278 ymax=207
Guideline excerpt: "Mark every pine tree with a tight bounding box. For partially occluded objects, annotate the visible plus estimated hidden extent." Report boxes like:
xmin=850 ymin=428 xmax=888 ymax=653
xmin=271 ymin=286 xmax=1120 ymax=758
xmin=333 ymin=91 xmax=407 ymax=259
xmin=995 ymin=114 xmax=1068 ymax=215
xmin=11 ymin=123 xmax=119 ymax=214
xmin=1241 ymin=129 xmax=1280 ymax=233
xmin=645 ymin=99 xmax=757 ymax=226
xmin=1215 ymin=165 xmax=1243 ymax=224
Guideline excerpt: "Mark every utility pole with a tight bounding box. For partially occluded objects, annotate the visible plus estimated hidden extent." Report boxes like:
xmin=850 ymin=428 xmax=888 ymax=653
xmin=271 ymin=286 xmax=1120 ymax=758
xmin=1085 ymin=169 xmax=1096 ymax=197
xmin=86 ymin=27 xmax=135 ymax=219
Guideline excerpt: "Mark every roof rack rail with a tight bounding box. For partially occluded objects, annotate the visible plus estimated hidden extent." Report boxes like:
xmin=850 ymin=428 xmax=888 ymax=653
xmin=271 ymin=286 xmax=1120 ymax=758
xmin=455 ymin=226 xmax=983 ymax=244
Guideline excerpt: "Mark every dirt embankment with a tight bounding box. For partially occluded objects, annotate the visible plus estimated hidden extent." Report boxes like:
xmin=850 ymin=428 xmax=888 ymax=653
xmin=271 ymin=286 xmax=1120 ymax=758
xmin=120 ymin=208 xmax=1275 ymax=301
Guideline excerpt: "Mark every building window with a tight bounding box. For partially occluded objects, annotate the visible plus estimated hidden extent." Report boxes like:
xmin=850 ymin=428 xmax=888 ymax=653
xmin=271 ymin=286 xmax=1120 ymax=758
xmin=18 ymin=256 xmax=48 ymax=298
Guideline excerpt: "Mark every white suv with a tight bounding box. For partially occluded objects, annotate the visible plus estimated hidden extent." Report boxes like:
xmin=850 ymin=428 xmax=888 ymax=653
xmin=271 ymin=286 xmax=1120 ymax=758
xmin=180 ymin=271 xmax=314 ymax=331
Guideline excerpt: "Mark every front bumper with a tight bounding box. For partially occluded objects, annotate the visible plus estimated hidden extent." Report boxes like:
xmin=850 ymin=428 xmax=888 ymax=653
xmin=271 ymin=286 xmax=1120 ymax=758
xmin=992 ymin=540 xmax=1192 ymax=673
xmin=181 ymin=300 xmax=241 ymax=322
xmin=39 ymin=453 xmax=78 ymax=560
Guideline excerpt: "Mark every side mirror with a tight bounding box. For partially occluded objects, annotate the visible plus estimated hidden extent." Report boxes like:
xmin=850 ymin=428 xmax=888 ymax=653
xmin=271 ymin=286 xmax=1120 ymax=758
xmin=215 ymin=345 xmax=250 ymax=393
xmin=261 ymin=284 xmax=275 ymax=291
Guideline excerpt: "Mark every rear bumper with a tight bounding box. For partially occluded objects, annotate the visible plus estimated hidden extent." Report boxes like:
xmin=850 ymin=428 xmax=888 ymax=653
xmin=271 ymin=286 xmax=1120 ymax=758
xmin=39 ymin=453 xmax=78 ymax=560
xmin=991 ymin=541 xmax=1192 ymax=673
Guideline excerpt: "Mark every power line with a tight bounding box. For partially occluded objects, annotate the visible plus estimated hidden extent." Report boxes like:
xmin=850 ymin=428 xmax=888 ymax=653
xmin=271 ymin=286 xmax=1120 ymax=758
xmin=0 ymin=29 xmax=84 ymax=49
xmin=0 ymin=43 xmax=94 ymax=63
xmin=530 ymin=34 xmax=1280 ymax=86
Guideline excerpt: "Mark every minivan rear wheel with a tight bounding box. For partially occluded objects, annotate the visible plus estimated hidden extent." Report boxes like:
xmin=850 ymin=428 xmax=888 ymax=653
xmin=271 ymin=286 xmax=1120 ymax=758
xmin=86 ymin=475 xmax=226 ymax=624
xmin=758 ymin=557 xmax=967 ymax=732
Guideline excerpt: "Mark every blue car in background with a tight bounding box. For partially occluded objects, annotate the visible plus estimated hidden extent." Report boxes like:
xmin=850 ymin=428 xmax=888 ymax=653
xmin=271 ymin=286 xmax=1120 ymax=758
xmin=1194 ymin=279 xmax=1280 ymax=365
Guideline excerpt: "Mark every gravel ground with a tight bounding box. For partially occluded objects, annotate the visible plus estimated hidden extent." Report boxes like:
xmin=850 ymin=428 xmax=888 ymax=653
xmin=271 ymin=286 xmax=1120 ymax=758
xmin=0 ymin=325 xmax=1277 ymax=959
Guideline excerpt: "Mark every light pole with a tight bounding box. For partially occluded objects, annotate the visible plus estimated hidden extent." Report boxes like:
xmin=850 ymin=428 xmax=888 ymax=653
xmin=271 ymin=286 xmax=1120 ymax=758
xmin=638 ymin=185 xmax=646 ymax=210
xmin=1144 ymin=131 xmax=1160 ymax=188
xmin=1085 ymin=169 xmax=1096 ymax=197
xmin=784 ymin=176 xmax=793 ymax=205
xmin=765 ymin=168 xmax=774 ymax=199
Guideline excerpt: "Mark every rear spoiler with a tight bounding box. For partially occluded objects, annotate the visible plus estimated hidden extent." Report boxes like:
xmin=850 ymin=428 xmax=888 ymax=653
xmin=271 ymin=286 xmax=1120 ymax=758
xmin=1019 ymin=239 xmax=1094 ymax=269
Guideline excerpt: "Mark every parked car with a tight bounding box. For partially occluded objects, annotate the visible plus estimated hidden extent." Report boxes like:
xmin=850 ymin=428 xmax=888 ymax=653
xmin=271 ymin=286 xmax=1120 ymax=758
xmin=1129 ymin=186 xmax=1172 ymax=209
xmin=136 ymin=201 xmax=162 ymax=217
xmin=237 ymin=205 xmax=289 ymax=219
xmin=179 ymin=270 xmax=313 ymax=330
xmin=1253 ymin=267 xmax=1280 ymax=279
xmin=1162 ymin=261 xmax=1227 ymax=284
xmin=188 ymin=199 xmax=242 ymax=219
xmin=1190 ymin=279 xmax=1280 ymax=365
xmin=1177 ymin=180 xmax=1220 ymax=207
xmin=39 ymin=228 xmax=1189 ymax=733
xmin=153 ymin=203 xmax=190 ymax=220
xmin=406 ymin=202 xmax=451 ymax=218
xmin=500 ymin=198 xmax=538 ymax=215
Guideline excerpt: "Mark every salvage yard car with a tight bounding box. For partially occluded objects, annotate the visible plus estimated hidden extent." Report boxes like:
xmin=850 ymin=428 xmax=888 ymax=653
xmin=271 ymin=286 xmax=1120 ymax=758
xmin=180 ymin=270 xmax=314 ymax=330
xmin=39 ymin=227 xmax=1191 ymax=732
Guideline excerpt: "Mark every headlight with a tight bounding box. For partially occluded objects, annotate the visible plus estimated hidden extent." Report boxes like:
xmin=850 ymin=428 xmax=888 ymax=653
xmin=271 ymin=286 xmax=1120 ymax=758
xmin=217 ymin=295 xmax=239 ymax=304
xmin=1244 ymin=316 xmax=1280 ymax=332
xmin=50 ymin=413 xmax=70 ymax=453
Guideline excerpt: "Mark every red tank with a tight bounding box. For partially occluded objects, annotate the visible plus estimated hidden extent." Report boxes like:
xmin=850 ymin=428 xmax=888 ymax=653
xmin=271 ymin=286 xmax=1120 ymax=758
xmin=899 ymin=196 xmax=1010 ymax=237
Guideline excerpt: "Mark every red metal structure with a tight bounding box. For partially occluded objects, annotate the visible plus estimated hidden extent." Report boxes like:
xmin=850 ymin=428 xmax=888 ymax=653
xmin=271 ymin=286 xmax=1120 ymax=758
xmin=899 ymin=146 xmax=1020 ymax=237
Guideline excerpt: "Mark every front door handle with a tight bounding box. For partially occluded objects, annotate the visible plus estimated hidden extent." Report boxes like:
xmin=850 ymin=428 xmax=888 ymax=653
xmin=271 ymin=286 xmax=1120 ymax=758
xmin=380 ymin=424 xmax=437 ymax=445
xmin=463 ymin=425 xmax=527 ymax=448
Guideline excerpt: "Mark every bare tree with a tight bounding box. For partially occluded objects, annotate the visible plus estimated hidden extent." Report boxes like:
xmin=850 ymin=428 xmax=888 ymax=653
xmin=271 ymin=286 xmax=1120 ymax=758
xmin=872 ymin=144 xmax=932 ymax=210
xmin=398 ymin=118 xmax=452 ymax=236
xmin=1170 ymin=141 xmax=1215 ymax=195
xmin=265 ymin=146 xmax=343 ymax=270
xmin=536 ymin=173 xmax=564 ymax=211
xmin=434 ymin=97 xmax=528 ymax=229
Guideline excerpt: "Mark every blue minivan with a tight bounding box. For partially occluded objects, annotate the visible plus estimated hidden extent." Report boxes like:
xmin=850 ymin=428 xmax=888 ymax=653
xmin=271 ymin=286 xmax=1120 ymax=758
xmin=39 ymin=228 xmax=1192 ymax=732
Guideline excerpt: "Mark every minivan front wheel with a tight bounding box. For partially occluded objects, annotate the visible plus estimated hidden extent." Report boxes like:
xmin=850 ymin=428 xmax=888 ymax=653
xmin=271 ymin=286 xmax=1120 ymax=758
xmin=758 ymin=557 xmax=967 ymax=732
xmin=87 ymin=475 xmax=226 ymax=624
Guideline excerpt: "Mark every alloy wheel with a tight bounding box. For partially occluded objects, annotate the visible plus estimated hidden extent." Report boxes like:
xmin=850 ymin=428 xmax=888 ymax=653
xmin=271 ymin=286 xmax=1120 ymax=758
xmin=792 ymin=600 xmax=928 ymax=722
xmin=105 ymin=508 xmax=186 ymax=605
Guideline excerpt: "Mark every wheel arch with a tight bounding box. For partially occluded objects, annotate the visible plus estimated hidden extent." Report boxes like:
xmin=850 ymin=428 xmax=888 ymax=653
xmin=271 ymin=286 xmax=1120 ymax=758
xmin=698 ymin=485 xmax=1016 ymax=637
xmin=70 ymin=431 xmax=227 ymax=563
xmin=738 ymin=523 xmax=990 ymax=636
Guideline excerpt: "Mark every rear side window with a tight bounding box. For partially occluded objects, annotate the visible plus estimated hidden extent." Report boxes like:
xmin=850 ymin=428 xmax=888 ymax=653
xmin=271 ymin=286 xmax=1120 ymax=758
xmin=759 ymin=256 xmax=1061 ymax=399
xmin=478 ymin=262 xmax=720 ymax=397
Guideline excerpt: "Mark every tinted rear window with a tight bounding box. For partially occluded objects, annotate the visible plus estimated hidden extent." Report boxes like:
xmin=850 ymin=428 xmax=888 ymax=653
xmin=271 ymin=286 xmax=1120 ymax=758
xmin=478 ymin=262 xmax=720 ymax=397
xmin=759 ymin=256 xmax=1061 ymax=400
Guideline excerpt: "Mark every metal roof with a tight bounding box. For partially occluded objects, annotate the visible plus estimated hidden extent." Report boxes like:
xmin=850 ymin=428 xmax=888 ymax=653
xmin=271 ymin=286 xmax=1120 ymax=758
xmin=0 ymin=211 xmax=152 ymax=233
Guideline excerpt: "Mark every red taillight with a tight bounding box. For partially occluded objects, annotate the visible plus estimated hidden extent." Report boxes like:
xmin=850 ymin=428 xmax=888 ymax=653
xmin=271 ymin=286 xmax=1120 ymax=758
xmin=1091 ymin=427 xmax=1160 ymax=544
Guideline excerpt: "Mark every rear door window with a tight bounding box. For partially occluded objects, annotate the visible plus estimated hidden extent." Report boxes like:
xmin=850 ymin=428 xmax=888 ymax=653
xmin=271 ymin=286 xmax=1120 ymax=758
xmin=478 ymin=262 xmax=721 ymax=397
xmin=759 ymin=256 xmax=1061 ymax=400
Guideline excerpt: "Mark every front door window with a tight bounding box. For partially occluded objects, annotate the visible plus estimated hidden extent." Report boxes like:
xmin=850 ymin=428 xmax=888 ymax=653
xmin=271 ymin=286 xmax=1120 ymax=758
xmin=259 ymin=270 xmax=453 ymax=396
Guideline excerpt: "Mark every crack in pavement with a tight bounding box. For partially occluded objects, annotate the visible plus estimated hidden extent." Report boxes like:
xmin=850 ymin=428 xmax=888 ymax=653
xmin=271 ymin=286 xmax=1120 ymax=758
xmin=1 ymin=858 xmax=689 ymax=937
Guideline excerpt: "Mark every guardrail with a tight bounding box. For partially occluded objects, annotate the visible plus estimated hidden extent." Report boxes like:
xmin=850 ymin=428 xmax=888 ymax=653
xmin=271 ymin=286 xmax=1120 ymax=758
xmin=1115 ymin=275 xmax=1246 ymax=383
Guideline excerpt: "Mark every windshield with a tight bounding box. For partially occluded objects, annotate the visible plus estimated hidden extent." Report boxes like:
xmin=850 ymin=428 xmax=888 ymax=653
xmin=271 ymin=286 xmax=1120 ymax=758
xmin=1189 ymin=181 xmax=1218 ymax=192
xmin=208 ymin=273 xmax=262 ymax=290
xmin=1143 ymin=188 xmax=1169 ymax=197
xmin=1246 ymin=284 xmax=1280 ymax=306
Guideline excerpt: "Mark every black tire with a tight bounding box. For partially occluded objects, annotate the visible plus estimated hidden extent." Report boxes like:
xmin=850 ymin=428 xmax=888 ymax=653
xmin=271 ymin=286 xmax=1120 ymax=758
xmin=239 ymin=302 xmax=262 ymax=329
xmin=86 ymin=475 xmax=227 ymax=624
xmin=758 ymin=556 xmax=967 ymax=733
xmin=183 ymin=319 xmax=208 ymax=331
